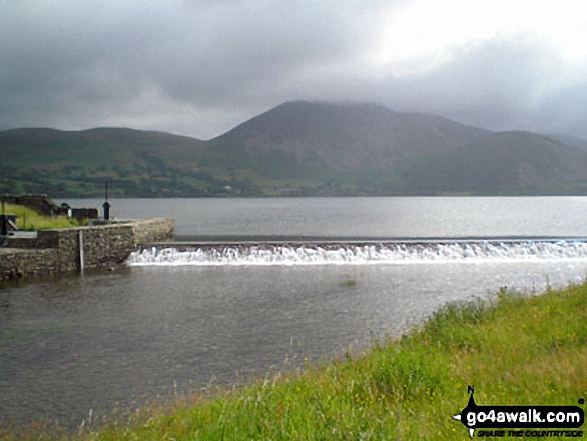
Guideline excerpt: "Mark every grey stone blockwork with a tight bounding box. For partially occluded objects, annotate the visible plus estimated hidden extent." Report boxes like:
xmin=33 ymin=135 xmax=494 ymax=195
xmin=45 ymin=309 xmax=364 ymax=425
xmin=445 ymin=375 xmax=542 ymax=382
xmin=1 ymin=218 xmax=174 ymax=281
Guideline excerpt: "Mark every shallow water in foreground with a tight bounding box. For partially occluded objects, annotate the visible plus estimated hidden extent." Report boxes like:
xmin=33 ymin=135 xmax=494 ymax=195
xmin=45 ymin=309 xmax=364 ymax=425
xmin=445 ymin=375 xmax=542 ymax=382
xmin=2 ymin=258 xmax=587 ymax=428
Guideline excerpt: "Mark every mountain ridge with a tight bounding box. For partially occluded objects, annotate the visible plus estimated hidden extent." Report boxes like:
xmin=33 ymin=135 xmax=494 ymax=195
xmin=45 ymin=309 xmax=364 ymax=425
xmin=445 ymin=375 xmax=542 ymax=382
xmin=2 ymin=101 xmax=587 ymax=197
xmin=210 ymin=101 xmax=492 ymax=171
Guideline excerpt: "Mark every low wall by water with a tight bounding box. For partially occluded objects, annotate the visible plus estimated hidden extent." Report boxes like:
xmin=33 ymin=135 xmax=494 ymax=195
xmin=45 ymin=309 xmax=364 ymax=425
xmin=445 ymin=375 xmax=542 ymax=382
xmin=0 ymin=218 xmax=174 ymax=281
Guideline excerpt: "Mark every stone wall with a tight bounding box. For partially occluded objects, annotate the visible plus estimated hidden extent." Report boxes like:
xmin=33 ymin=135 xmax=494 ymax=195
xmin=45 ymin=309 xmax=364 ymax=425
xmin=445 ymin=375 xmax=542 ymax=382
xmin=0 ymin=218 xmax=174 ymax=281
xmin=71 ymin=208 xmax=99 ymax=221
xmin=132 ymin=217 xmax=175 ymax=245
xmin=0 ymin=248 xmax=60 ymax=281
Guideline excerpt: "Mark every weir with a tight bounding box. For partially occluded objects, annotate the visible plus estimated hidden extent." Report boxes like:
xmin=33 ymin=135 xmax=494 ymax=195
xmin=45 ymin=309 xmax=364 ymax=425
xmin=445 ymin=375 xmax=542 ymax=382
xmin=128 ymin=237 xmax=587 ymax=266
xmin=1 ymin=218 xmax=174 ymax=281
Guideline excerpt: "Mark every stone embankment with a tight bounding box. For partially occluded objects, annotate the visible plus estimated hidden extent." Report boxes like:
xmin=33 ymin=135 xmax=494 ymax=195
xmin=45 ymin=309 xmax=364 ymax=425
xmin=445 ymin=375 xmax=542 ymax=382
xmin=0 ymin=218 xmax=174 ymax=281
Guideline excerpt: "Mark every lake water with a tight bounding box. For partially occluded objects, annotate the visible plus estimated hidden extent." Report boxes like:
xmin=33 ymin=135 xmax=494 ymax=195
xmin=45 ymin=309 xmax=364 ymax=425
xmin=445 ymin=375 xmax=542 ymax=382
xmin=2 ymin=197 xmax=587 ymax=429
xmin=58 ymin=196 xmax=587 ymax=239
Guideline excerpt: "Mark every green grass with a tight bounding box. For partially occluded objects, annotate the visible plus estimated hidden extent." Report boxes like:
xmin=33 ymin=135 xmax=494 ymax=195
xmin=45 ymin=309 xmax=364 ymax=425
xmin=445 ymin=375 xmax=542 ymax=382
xmin=340 ymin=278 xmax=358 ymax=288
xmin=2 ymin=284 xmax=586 ymax=440
xmin=3 ymin=203 xmax=87 ymax=231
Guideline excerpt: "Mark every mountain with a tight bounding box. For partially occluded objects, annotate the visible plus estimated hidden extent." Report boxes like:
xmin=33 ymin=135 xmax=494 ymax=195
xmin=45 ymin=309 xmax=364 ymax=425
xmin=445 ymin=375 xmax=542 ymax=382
xmin=208 ymin=101 xmax=491 ymax=174
xmin=3 ymin=101 xmax=587 ymax=197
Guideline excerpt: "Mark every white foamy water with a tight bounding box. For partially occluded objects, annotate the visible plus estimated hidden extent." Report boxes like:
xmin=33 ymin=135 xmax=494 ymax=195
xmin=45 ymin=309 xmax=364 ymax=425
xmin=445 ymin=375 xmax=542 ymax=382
xmin=127 ymin=240 xmax=587 ymax=266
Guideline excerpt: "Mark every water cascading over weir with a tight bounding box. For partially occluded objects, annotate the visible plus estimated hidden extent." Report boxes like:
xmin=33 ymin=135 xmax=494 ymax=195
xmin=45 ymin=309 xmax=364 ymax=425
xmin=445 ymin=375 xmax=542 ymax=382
xmin=127 ymin=238 xmax=587 ymax=266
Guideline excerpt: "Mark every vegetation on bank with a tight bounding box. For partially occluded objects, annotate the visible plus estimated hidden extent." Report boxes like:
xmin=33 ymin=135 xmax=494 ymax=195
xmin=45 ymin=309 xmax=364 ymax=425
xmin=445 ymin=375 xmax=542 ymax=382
xmin=2 ymin=283 xmax=586 ymax=440
xmin=2 ymin=203 xmax=87 ymax=231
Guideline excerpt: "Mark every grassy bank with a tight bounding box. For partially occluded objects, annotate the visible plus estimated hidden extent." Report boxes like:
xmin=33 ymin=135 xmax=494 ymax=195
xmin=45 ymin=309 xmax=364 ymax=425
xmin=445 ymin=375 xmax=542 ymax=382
xmin=2 ymin=203 xmax=86 ymax=231
xmin=3 ymin=284 xmax=586 ymax=440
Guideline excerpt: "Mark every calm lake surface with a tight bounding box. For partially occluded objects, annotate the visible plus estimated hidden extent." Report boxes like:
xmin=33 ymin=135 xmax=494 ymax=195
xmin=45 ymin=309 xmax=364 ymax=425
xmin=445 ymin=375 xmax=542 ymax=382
xmin=2 ymin=197 xmax=587 ymax=428
xmin=59 ymin=196 xmax=587 ymax=239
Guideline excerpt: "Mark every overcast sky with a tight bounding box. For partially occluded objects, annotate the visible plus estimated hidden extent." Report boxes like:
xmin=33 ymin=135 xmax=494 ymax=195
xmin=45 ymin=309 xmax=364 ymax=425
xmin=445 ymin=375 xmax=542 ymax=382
xmin=1 ymin=0 xmax=586 ymax=140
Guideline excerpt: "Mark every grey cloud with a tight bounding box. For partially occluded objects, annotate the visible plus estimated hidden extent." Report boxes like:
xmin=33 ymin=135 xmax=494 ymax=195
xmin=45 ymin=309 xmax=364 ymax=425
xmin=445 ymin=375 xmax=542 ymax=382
xmin=371 ymin=38 xmax=587 ymax=138
xmin=537 ymin=83 xmax=587 ymax=136
xmin=269 ymin=36 xmax=587 ymax=139
xmin=146 ymin=2 xmax=378 ymax=105
xmin=1 ymin=1 xmax=586 ymax=140
xmin=0 ymin=0 xmax=385 ymax=136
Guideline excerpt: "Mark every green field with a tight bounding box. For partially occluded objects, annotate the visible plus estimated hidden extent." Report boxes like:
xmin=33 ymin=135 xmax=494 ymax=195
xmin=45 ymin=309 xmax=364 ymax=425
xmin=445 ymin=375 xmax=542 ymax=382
xmin=2 ymin=284 xmax=586 ymax=440
xmin=2 ymin=203 xmax=87 ymax=231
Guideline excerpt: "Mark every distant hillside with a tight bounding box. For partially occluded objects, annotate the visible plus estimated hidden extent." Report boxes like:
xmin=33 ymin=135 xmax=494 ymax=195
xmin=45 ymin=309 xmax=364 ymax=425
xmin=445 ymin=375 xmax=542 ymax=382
xmin=0 ymin=128 xmax=216 ymax=197
xmin=1 ymin=127 xmax=206 ymax=167
xmin=399 ymin=131 xmax=587 ymax=194
xmin=3 ymin=102 xmax=587 ymax=197
xmin=547 ymin=133 xmax=587 ymax=151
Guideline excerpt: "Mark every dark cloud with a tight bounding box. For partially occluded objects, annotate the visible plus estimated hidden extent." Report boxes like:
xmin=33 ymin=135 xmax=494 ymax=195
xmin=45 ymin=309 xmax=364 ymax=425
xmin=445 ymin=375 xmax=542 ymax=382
xmin=1 ymin=1 xmax=586 ymax=140
xmin=383 ymin=38 xmax=567 ymax=131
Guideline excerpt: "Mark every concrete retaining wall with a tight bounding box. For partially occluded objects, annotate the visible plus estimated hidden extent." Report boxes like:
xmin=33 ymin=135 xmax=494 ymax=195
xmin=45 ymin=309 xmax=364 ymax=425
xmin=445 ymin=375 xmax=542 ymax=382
xmin=0 ymin=218 xmax=174 ymax=281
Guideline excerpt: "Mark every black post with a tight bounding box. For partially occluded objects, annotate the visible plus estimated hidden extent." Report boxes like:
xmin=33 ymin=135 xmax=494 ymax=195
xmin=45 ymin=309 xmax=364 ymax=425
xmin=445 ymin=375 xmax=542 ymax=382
xmin=1 ymin=199 xmax=6 ymax=236
xmin=102 ymin=181 xmax=111 ymax=221
xmin=0 ymin=198 xmax=8 ymax=247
